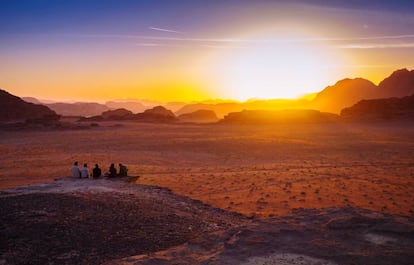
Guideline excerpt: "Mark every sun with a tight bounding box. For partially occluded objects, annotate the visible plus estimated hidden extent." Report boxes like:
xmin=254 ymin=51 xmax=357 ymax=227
xmin=210 ymin=38 xmax=346 ymax=100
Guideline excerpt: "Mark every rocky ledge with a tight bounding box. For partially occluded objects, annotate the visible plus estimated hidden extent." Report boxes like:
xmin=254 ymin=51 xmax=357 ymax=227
xmin=1 ymin=178 xmax=413 ymax=265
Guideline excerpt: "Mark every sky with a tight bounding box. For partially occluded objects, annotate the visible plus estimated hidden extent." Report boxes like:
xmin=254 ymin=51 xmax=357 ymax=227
xmin=1 ymin=0 xmax=414 ymax=102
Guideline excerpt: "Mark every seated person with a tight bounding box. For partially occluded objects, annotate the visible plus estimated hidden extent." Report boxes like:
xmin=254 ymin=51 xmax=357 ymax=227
xmin=71 ymin=161 xmax=81 ymax=178
xmin=81 ymin=163 xmax=89 ymax=178
xmin=92 ymin=164 xmax=102 ymax=179
xmin=107 ymin=163 xmax=117 ymax=177
xmin=118 ymin=163 xmax=128 ymax=177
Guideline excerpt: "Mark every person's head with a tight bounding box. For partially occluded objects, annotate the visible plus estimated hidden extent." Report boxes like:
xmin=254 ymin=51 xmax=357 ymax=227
xmin=74 ymin=161 xmax=78 ymax=166
xmin=95 ymin=164 xmax=99 ymax=168
xmin=119 ymin=163 xmax=122 ymax=166
xmin=110 ymin=163 xmax=114 ymax=168
xmin=84 ymin=163 xmax=87 ymax=167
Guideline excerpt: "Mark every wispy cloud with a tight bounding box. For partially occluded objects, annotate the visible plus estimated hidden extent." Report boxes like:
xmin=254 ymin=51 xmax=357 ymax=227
xmin=135 ymin=42 xmax=184 ymax=48
xmin=135 ymin=43 xmax=164 ymax=47
xmin=356 ymin=34 xmax=414 ymax=40
xmin=59 ymin=33 xmax=414 ymax=49
xmin=200 ymin=44 xmax=246 ymax=49
xmin=327 ymin=64 xmax=408 ymax=68
xmin=338 ymin=43 xmax=414 ymax=49
xmin=61 ymin=33 xmax=253 ymax=43
xmin=149 ymin=27 xmax=183 ymax=34
xmin=64 ymin=33 xmax=414 ymax=43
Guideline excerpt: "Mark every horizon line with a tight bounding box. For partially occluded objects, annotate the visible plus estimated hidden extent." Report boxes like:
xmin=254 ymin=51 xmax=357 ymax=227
xmin=8 ymin=66 xmax=413 ymax=104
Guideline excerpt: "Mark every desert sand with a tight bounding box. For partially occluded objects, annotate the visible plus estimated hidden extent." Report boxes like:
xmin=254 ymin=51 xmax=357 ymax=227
xmin=1 ymin=121 xmax=414 ymax=264
xmin=1 ymin=121 xmax=413 ymax=218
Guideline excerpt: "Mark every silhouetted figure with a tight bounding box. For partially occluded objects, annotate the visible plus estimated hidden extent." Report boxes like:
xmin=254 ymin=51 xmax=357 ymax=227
xmin=92 ymin=164 xmax=102 ymax=179
xmin=71 ymin=161 xmax=81 ymax=178
xmin=108 ymin=163 xmax=117 ymax=177
xmin=81 ymin=163 xmax=89 ymax=178
xmin=118 ymin=163 xmax=128 ymax=177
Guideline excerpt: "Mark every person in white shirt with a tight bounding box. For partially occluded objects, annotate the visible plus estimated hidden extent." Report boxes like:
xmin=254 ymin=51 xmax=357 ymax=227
xmin=71 ymin=161 xmax=81 ymax=178
xmin=81 ymin=163 xmax=89 ymax=178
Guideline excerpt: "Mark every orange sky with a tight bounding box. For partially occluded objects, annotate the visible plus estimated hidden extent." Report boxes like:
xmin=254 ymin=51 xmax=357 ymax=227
xmin=1 ymin=1 xmax=414 ymax=102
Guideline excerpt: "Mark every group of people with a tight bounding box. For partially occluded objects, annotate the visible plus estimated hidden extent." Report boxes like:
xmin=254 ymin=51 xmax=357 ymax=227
xmin=107 ymin=163 xmax=128 ymax=177
xmin=71 ymin=161 xmax=128 ymax=179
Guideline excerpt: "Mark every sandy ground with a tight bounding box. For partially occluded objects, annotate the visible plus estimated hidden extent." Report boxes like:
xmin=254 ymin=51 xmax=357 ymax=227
xmin=1 ymin=121 xmax=413 ymax=219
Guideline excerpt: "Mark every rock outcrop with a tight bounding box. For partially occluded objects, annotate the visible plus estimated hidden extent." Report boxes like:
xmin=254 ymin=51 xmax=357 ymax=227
xmin=220 ymin=109 xmax=338 ymax=124
xmin=377 ymin=68 xmax=414 ymax=98
xmin=176 ymin=102 xmax=245 ymax=119
xmin=105 ymin=101 xmax=146 ymax=114
xmin=118 ymin=207 xmax=414 ymax=265
xmin=46 ymin=102 xmax=110 ymax=117
xmin=175 ymin=99 xmax=307 ymax=119
xmin=310 ymin=78 xmax=377 ymax=113
xmin=0 ymin=89 xmax=59 ymax=122
xmin=21 ymin=97 xmax=42 ymax=104
xmin=311 ymin=69 xmax=414 ymax=114
xmin=134 ymin=106 xmax=177 ymax=122
xmin=79 ymin=106 xmax=177 ymax=123
xmin=3 ymin=179 xmax=413 ymax=265
xmin=341 ymin=94 xmax=414 ymax=121
xmin=178 ymin=109 xmax=218 ymax=123
xmin=101 ymin=108 xmax=134 ymax=120
xmin=80 ymin=108 xmax=135 ymax=121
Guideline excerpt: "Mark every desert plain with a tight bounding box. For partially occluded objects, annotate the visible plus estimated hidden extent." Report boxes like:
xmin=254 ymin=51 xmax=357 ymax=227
xmin=1 ymin=121 xmax=413 ymax=218
xmin=1 ymin=121 xmax=414 ymax=264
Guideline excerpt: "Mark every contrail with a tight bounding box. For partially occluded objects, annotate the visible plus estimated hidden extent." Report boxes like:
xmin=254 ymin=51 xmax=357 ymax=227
xmin=149 ymin=27 xmax=183 ymax=34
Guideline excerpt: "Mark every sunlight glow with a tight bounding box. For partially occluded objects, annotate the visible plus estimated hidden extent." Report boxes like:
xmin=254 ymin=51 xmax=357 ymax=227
xmin=212 ymin=39 xmax=346 ymax=100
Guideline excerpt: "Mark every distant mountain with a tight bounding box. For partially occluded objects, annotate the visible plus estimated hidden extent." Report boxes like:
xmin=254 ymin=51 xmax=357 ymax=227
xmin=220 ymin=109 xmax=338 ymax=124
xmin=377 ymin=68 xmax=414 ymax=98
xmin=81 ymin=106 xmax=177 ymax=123
xmin=176 ymin=102 xmax=243 ymax=118
xmin=46 ymin=102 xmax=110 ymax=117
xmin=125 ymin=99 xmax=165 ymax=109
xmin=163 ymin=102 xmax=188 ymax=112
xmin=135 ymin=106 xmax=177 ymax=122
xmin=21 ymin=97 xmax=42 ymax=104
xmin=22 ymin=97 xmax=56 ymax=104
xmin=80 ymin=108 xmax=134 ymax=121
xmin=104 ymin=100 xmax=187 ymax=113
xmin=105 ymin=101 xmax=146 ymax=114
xmin=341 ymin=94 xmax=414 ymax=121
xmin=310 ymin=78 xmax=377 ymax=113
xmin=14 ymin=68 xmax=414 ymax=119
xmin=101 ymin=108 xmax=134 ymax=119
xmin=0 ymin=89 xmax=59 ymax=122
xmin=100 ymin=69 xmax=414 ymax=118
xmin=311 ymin=68 xmax=414 ymax=114
xmin=175 ymin=99 xmax=308 ymax=118
xmin=178 ymin=110 xmax=219 ymax=123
